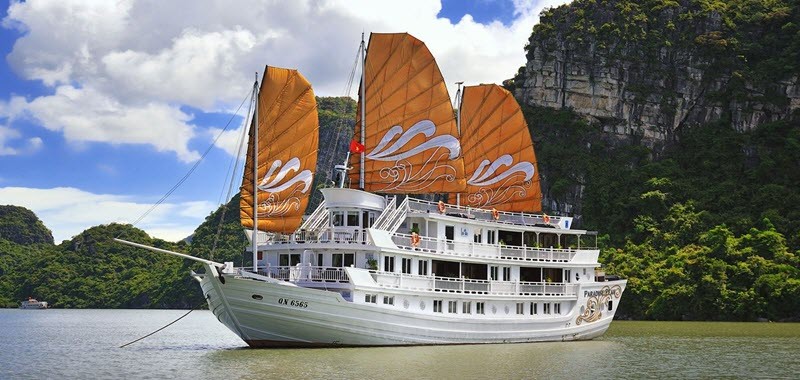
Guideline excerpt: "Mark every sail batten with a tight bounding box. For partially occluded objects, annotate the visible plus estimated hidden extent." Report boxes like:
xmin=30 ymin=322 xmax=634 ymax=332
xmin=454 ymin=84 xmax=541 ymax=212
xmin=350 ymin=32 xmax=466 ymax=193
xmin=240 ymin=66 xmax=319 ymax=234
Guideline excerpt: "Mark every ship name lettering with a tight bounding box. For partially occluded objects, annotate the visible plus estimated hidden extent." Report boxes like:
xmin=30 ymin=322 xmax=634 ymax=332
xmin=278 ymin=298 xmax=308 ymax=308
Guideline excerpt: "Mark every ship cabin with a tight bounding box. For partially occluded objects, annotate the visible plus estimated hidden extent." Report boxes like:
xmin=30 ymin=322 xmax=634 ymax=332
xmin=248 ymin=188 xmax=607 ymax=300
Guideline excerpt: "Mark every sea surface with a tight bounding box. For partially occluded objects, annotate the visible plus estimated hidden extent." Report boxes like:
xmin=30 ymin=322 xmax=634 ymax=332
xmin=1 ymin=309 xmax=798 ymax=379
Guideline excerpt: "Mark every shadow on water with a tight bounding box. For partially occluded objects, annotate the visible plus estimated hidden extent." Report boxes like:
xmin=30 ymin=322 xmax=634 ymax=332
xmin=201 ymin=340 xmax=624 ymax=379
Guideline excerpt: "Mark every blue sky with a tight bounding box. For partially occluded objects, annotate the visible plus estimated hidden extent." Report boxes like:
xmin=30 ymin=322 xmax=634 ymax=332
xmin=0 ymin=0 xmax=567 ymax=242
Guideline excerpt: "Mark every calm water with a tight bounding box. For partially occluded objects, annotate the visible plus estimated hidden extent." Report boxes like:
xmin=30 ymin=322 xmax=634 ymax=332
xmin=1 ymin=309 xmax=798 ymax=379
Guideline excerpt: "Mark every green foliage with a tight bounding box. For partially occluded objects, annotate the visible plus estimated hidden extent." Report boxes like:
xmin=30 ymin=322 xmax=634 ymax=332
xmin=0 ymin=205 xmax=54 ymax=245
xmin=529 ymin=102 xmax=800 ymax=321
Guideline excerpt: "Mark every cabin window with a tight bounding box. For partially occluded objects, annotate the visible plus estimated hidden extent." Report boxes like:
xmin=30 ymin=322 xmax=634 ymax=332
xmin=418 ymin=260 xmax=428 ymax=276
xmin=476 ymin=302 xmax=485 ymax=315
xmin=520 ymin=267 xmax=542 ymax=282
xmin=445 ymin=225 xmax=455 ymax=241
xmin=487 ymin=230 xmax=496 ymax=244
xmin=362 ymin=211 xmax=374 ymax=228
xmin=383 ymin=296 xmax=394 ymax=305
xmin=530 ymin=302 xmax=538 ymax=315
xmin=462 ymin=301 xmax=472 ymax=314
xmin=516 ymin=303 xmax=524 ymax=315
xmin=544 ymin=303 xmax=551 ymax=314
xmin=365 ymin=294 xmax=376 ymax=303
xmin=474 ymin=229 xmax=482 ymax=243
xmin=565 ymin=269 xmax=572 ymax=283
xmin=279 ymin=254 xmax=301 ymax=266
xmin=332 ymin=211 xmax=345 ymax=226
xmin=347 ymin=211 xmax=359 ymax=226
xmin=332 ymin=253 xmax=354 ymax=267
xmin=433 ymin=300 xmax=443 ymax=313
xmin=401 ymin=258 xmax=412 ymax=274
xmin=554 ymin=303 xmax=561 ymax=314
xmin=448 ymin=301 xmax=458 ymax=313
xmin=317 ymin=253 xmax=324 ymax=266
xmin=502 ymin=267 xmax=511 ymax=281
xmin=384 ymin=256 xmax=395 ymax=272
xmin=490 ymin=266 xmax=499 ymax=281
xmin=608 ymin=301 xmax=613 ymax=311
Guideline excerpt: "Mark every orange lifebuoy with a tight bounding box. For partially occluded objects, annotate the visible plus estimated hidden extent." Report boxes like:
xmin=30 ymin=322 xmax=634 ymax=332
xmin=543 ymin=214 xmax=551 ymax=224
xmin=411 ymin=232 xmax=421 ymax=247
xmin=437 ymin=201 xmax=446 ymax=214
xmin=491 ymin=208 xmax=499 ymax=221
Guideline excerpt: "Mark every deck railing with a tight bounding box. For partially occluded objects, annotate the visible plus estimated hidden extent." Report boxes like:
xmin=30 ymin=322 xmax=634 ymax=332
xmin=249 ymin=265 xmax=350 ymax=283
xmin=371 ymin=271 xmax=576 ymax=296
xmin=269 ymin=227 xmax=369 ymax=245
xmin=392 ymin=232 xmax=576 ymax=262
xmin=406 ymin=198 xmax=567 ymax=229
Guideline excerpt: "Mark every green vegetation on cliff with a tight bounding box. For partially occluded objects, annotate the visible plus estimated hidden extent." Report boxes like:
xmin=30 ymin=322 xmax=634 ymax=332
xmin=0 ymin=205 xmax=54 ymax=245
xmin=527 ymin=104 xmax=800 ymax=321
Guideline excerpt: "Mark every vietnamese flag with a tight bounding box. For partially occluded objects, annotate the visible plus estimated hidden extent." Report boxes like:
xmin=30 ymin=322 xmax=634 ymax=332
xmin=349 ymin=140 xmax=365 ymax=153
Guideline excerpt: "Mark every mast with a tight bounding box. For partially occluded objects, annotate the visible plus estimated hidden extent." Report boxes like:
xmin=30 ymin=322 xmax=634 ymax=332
xmin=455 ymin=81 xmax=464 ymax=135
xmin=455 ymin=81 xmax=464 ymax=206
xmin=359 ymin=33 xmax=366 ymax=190
xmin=251 ymin=71 xmax=259 ymax=272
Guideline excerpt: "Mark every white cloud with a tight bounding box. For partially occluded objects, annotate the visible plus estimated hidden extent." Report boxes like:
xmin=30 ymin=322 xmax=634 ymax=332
xmin=0 ymin=186 xmax=219 ymax=243
xmin=0 ymin=125 xmax=42 ymax=155
xmin=11 ymin=85 xmax=200 ymax=162
xmin=3 ymin=0 xmax=571 ymax=159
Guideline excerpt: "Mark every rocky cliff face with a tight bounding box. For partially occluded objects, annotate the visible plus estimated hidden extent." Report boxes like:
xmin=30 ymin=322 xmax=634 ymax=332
xmin=515 ymin=0 xmax=800 ymax=150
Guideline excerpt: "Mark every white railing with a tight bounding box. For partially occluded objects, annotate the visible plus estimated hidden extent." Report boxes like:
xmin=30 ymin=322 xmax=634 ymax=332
xmin=371 ymin=196 xmax=397 ymax=230
xmin=406 ymin=198 xmax=570 ymax=230
xmin=269 ymin=227 xmax=369 ymax=244
xmin=250 ymin=265 xmax=350 ymax=283
xmin=383 ymin=197 xmax=409 ymax=232
xmin=300 ymin=200 xmax=328 ymax=231
xmin=371 ymin=271 xmax=576 ymax=296
xmin=392 ymin=232 xmax=576 ymax=262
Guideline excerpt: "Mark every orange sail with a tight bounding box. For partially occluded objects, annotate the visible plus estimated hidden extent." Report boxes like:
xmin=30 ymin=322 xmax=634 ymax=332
xmin=240 ymin=66 xmax=319 ymax=234
xmin=349 ymin=33 xmax=465 ymax=193
xmin=455 ymin=84 xmax=541 ymax=212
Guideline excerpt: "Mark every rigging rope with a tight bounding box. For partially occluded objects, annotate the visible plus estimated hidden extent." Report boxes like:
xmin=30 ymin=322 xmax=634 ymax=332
xmin=313 ymin=43 xmax=362 ymax=206
xmin=127 ymin=90 xmax=252 ymax=229
xmin=210 ymin=92 xmax=254 ymax=261
xmin=118 ymin=302 xmax=203 ymax=348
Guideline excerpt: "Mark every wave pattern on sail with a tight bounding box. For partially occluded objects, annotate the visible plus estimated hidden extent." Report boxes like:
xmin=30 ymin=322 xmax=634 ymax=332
xmin=453 ymin=84 xmax=542 ymax=212
xmin=240 ymin=66 xmax=319 ymax=234
xmin=349 ymin=33 xmax=466 ymax=193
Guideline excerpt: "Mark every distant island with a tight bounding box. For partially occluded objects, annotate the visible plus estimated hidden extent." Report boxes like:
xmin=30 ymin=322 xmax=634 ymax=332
xmin=2 ymin=0 xmax=798 ymax=322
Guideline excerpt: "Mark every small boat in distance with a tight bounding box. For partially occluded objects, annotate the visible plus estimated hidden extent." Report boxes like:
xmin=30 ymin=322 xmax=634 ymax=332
xmin=20 ymin=297 xmax=48 ymax=309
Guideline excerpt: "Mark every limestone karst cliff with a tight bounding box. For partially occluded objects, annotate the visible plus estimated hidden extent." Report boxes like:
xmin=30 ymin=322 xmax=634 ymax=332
xmin=514 ymin=0 xmax=799 ymax=149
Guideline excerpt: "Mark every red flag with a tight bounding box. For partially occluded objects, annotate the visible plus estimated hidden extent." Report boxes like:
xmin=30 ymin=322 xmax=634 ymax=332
xmin=349 ymin=140 xmax=365 ymax=153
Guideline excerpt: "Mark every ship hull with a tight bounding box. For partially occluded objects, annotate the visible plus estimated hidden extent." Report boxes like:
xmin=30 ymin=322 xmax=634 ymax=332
xmin=196 ymin=264 xmax=625 ymax=348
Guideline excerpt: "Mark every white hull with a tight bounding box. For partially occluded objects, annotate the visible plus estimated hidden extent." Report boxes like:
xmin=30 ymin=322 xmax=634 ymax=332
xmin=197 ymin=264 xmax=625 ymax=347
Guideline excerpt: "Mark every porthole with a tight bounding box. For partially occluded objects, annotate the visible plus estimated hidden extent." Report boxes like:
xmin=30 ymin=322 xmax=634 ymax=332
xmin=251 ymin=294 xmax=263 ymax=300
xmin=419 ymin=301 xmax=426 ymax=310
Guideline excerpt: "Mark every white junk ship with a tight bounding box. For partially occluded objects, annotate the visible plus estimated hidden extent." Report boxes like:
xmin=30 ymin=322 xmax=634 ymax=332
xmin=120 ymin=33 xmax=626 ymax=347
